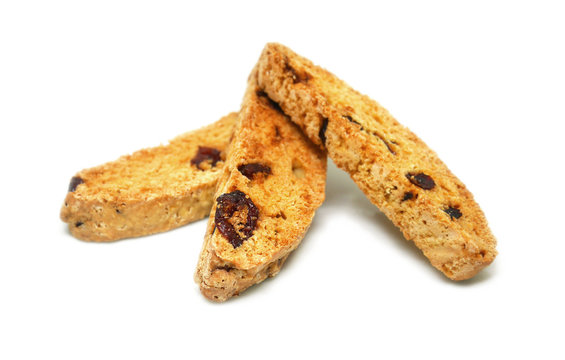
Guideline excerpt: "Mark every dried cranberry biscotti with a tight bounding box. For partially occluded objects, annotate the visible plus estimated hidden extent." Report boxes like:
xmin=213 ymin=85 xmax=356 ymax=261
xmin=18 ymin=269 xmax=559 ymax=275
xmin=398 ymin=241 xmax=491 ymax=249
xmin=195 ymin=70 xmax=326 ymax=302
xmin=60 ymin=113 xmax=237 ymax=242
xmin=256 ymin=43 xmax=496 ymax=280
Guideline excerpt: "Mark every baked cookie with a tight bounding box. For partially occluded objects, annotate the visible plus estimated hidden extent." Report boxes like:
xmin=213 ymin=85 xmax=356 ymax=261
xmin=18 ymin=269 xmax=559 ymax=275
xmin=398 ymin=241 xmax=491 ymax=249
xmin=60 ymin=113 xmax=237 ymax=241
xmin=194 ymin=70 xmax=326 ymax=302
xmin=256 ymin=43 xmax=496 ymax=280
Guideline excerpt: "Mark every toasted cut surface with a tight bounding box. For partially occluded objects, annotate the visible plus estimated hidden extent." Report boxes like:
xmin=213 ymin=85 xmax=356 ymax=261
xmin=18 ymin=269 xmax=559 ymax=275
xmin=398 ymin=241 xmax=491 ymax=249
xmin=257 ymin=43 xmax=496 ymax=280
xmin=195 ymin=70 xmax=326 ymax=302
xmin=60 ymin=113 xmax=237 ymax=241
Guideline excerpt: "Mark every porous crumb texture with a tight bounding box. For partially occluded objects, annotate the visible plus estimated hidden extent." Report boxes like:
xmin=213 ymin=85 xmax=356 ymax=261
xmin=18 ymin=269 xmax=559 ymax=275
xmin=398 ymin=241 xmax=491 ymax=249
xmin=195 ymin=69 xmax=327 ymax=302
xmin=256 ymin=43 xmax=497 ymax=280
xmin=60 ymin=113 xmax=237 ymax=241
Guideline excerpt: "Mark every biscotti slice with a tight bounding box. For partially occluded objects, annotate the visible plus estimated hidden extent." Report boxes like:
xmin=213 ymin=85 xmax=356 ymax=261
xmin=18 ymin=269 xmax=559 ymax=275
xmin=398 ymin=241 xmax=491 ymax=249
xmin=194 ymin=70 xmax=326 ymax=302
xmin=256 ymin=43 xmax=496 ymax=280
xmin=60 ymin=113 xmax=237 ymax=242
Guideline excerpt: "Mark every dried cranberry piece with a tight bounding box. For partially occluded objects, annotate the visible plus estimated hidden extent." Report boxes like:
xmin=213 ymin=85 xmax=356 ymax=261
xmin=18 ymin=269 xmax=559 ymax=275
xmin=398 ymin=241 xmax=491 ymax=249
xmin=319 ymin=118 xmax=328 ymax=146
xmin=238 ymin=163 xmax=272 ymax=180
xmin=406 ymin=172 xmax=436 ymax=190
xmin=191 ymin=146 xmax=221 ymax=170
xmin=444 ymin=207 xmax=462 ymax=220
xmin=215 ymin=190 xmax=259 ymax=248
xmin=402 ymin=192 xmax=415 ymax=202
xmin=68 ymin=176 xmax=84 ymax=192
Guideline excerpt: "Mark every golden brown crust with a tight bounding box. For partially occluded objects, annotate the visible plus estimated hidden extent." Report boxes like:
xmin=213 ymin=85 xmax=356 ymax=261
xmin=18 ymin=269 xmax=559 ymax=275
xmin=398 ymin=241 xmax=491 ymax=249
xmin=256 ymin=43 xmax=496 ymax=280
xmin=60 ymin=113 xmax=237 ymax=241
xmin=194 ymin=70 xmax=327 ymax=302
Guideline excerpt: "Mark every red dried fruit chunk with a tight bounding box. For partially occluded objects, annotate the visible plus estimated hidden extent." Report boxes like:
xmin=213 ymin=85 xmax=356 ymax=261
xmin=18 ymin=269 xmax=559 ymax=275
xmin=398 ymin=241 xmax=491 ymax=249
xmin=191 ymin=146 xmax=221 ymax=170
xmin=68 ymin=176 xmax=84 ymax=192
xmin=238 ymin=163 xmax=272 ymax=180
xmin=214 ymin=190 xmax=259 ymax=248
xmin=402 ymin=192 xmax=415 ymax=202
xmin=444 ymin=207 xmax=463 ymax=220
xmin=406 ymin=172 xmax=436 ymax=190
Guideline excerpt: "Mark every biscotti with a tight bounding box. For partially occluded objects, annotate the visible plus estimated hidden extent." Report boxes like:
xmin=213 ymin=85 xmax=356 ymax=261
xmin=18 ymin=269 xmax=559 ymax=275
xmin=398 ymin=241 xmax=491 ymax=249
xmin=60 ymin=113 xmax=237 ymax=241
xmin=194 ymin=70 xmax=326 ymax=301
xmin=256 ymin=43 xmax=496 ymax=280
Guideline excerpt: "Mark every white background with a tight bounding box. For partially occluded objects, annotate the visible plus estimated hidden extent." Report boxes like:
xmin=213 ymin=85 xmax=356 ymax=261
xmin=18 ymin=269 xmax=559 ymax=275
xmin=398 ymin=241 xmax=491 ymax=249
xmin=1 ymin=1 xmax=564 ymax=359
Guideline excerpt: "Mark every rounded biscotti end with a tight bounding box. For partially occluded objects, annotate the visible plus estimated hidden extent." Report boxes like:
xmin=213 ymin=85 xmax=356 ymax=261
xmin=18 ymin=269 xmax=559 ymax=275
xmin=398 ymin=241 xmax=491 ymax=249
xmin=195 ymin=235 xmax=289 ymax=303
xmin=197 ymin=257 xmax=288 ymax=303
xmin=427 ymin=245 xmax=497 ymax=281
xmin=398 ymin=193 xmax=498 ymax=281
xmin=197 ymin=262 xmax=241 ymax=303
xmin=443 ymin=250 xmax=496 ymax=281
